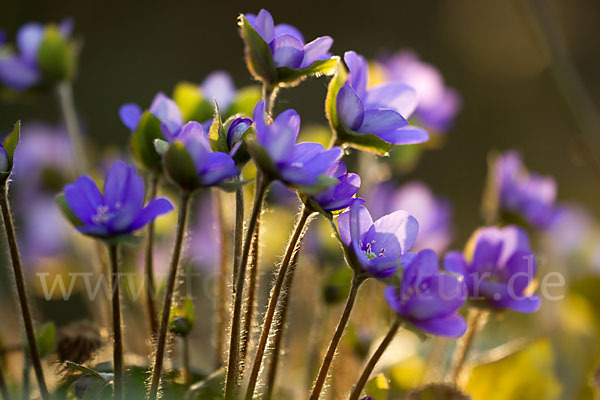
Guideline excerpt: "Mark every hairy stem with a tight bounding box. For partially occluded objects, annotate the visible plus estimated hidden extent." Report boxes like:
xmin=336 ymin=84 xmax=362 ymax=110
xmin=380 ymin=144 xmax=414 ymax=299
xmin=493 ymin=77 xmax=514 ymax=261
xmin=145 ymin=174 xmax=160 ymax=338
xmin=348 ymin=318 xmax=402 ymax=400
xmin=0 ymin=184 xmax=49 ymax=400
xmin=56 ymin=81 xmax=87 ymax=174
xmin=216 ymin=191 xmax=231 ymax=368
xmin=108 ymin=244 xmax=124 ymax=400
xmin=449 ymin=308 xmax=486 ymax=383
xmin=264 ymin=246 xmax=302 ymax=400
xmin=310 ymin=273 xmax=366 ymax=400
xmin=232 ymin=175 xmax=245 ymax=287
xmin=244 ymin=206 xmax=313 ymax=400
xmin=239 ymin=215 xmax=261 ymax=365
xmin=224 ymin=177 xmax=270 ymax=400
xmin=147 ymin=191 xmax=192 ymax=400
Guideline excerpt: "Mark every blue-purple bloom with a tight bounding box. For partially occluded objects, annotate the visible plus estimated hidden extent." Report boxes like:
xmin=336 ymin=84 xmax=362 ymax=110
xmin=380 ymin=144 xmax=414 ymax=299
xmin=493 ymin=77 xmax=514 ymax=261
xmin=63 ymin=161 xmax=173 ymax=237
xmin=227 ymin=117 xmax=253 ymax=149
xmin=366 ymin=181 xmax=453 ymax=253
xmin=337 ymin=199 xmax=418 ymax=278
xmin=174 ymin=121 xmax=239 ymax=186
xmin=378 ymin=50 xmax=461 ymax=133
xmin=336 ymin=51 xmax=429 ymax=145
xmin=384 ymin=249 xmax=467 ymax=338
xmin=0 ymin=19 xmax=73 ymax=90
xmin=119 ymin=92 xmax=183 ymax=140
xmin=494 ymin=151 xmax=557 ymax=229
xmin=310 ymin=161 xmax=360 ymax=212
xmin=253 ymin=100 xmax=342 ymax=187
xmin=246 ymin=9 xmax=333 ymax=69
xmin=444 ymin=225 xmax=541 ymax=313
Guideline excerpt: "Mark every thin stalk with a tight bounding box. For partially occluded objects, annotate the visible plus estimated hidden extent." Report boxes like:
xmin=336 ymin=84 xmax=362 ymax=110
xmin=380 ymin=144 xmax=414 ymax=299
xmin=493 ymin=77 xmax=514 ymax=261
xmin=348 ymin=318 xmax=402 ymax=400
xmin=309 ymin=273 xmax=366 ymax=400
xmin=108 ymin=244 xmax=124 ymax=400
xmin=0 ymin=360 xmax=9 ymax=400
xmin=244 ymin=206 xmax=313 ymax=400
xmin=145 ymin=174 xmax=160 ymax=338
xmin=232 ymin=175 xmax=245 ymax=287
xmin=262 ymin=83 xmax=277 ymax=116
xmin=21 ymin=358 xmax=30 ymax=400
xmin=216 ymin=190 xmax=231 ymax=368
xmin=264 ymin=247 xmax=302 ymax=400
xmin=56 ymin=81 xmax=87 ymax=173
xmin=239 ymin=215 xmax=261 ymax=365
xmin=147 ymin=191 xmax=192 ymax=400
xmin=224 ymin=177 xmax=270 ymax=400
xmin=0 ymin=185 xmax=49 ymax=400
xmin=449 ymin=308 xmax=486 ymax=383
xmin=183 ymin=336 xmax=191 ymax=386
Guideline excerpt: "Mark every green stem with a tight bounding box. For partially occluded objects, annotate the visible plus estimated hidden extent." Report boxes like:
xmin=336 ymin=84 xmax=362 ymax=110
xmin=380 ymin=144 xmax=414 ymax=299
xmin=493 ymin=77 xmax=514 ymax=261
xmin=348 ymin=318 xmax=402 ymax=400
xmin=262 ymin=83 xmax=277 ymax=116
xmin=264 ymin=246 xmax=302 ymax=400
xmin=244 ymin=206 xmax=313 ymax=400
xmin=232 ymin=175 xmax=245 ymax=287
xmin=56 ymin=81 xmax=87 ymax=174
xmin=224 ymin=177 xmax=270 ymax=400
xmin=147 ymin=191 xmax=192 ymax=400
xmin=449 ymin=308 xmax=486 ymax=383
xmin=0 ymin=184 xmax=49 ymax=400
xmin=239 ymin=214 xmax=261 ymax=365
xmin=309 ymin=272 xmax=366 ymax=400
xmin=145 ymin=174 xmax=160 ymax=338
xmin=183 ymin=336 xmax=191 ymax=386
xmin=108 ymin=244 xmax=124 ymax=400
xmin=21 ymin=358 xmax=30 ymax=400
xmin=215 ymin=190 xmax=230 ymax=369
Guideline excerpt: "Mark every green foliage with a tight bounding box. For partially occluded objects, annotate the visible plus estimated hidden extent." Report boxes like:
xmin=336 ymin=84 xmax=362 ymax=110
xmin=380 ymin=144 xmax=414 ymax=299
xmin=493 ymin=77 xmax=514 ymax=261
xmin=407 ymin=384 xmax=470 ymax=400
xmin=164 ymin=141 xmax=201 ymax=191
xmin=35 ymin=322 xmax=56 ymax=359
xmin=276 ymin=57 xmax=338 ymax=87
xmin=0 ymin=121 xmax=20 ymax=184
xmin=322 ymin=266 xmax=352 ymax=305
xmin=172 ymin=81 xmax=214 ymax=123
xmin=130 ymin=111 xmax=165 ymax=173
xmin=37 ymin=25 xmax=76 ymax=84
xmin=364 ymin=374 xmax=390 ymax=399
xmin=325 ymin=60 xmax=391 ymax=155
xmin=238 ymin=15 xmax=276 ymax=85
xmin=208 ymin=102 xmax=228 ymax=153
xmin=169 ymin=297 xmax=195 ymax=337
xmin=465 ymin=339 xmax=562 ymax=400
xmin=187 ymin=368 xmax=225 ymax=400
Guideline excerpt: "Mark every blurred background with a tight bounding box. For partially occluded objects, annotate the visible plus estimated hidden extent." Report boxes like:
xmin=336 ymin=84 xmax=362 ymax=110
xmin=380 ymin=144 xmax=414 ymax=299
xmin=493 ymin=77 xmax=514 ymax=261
xmin=0 ymin=0 xmax=600 ymax=399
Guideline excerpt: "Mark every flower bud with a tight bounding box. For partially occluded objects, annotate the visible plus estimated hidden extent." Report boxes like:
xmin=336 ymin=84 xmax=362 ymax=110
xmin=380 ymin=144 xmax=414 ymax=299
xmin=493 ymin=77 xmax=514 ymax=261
xmin=0 ymin=146 xmax=9 ymax=173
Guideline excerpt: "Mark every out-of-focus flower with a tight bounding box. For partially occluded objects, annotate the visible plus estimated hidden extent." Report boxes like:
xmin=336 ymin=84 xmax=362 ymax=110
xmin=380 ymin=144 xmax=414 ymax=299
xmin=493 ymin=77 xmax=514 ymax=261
xmin=201 ymin=71 xmax=236 ymax=112
xmin=227 ymin=117 xmax=252 ymax=150
xmin=61 ymin=161 xmax=173 ymax=238
xmin=186 ymin=193 xmax=222 ymax=270
xmin=119 ymin=92 xmax=183 ymax=140
xmin=246 ymin=9 xmax=333 ymax=70
xmin=335 ymin=51 xmax=429 ymax=146
xmin=0 ymin=19 xmax=75 ymax=90
xmin=378 ymin=50 xmax=461 ymax=133
xmin=444 ymin=225 xmax=541 ymax=313
xmin=337 ymin=199 xmax=418 ymax=278
xmin=0 ymin=145 xmax=8 ymax=173
xmin=310 ymin=161 xmax=360 ymax=212
xmin=384 ymin=249 xmax=467 ymax=338
xmin=251 ymin=100 xmax=342 ymax=190
xmin=366 ymin=181 xmax=453 ymax=253
xmin=490 ymin=151 xmax=557 ymax=229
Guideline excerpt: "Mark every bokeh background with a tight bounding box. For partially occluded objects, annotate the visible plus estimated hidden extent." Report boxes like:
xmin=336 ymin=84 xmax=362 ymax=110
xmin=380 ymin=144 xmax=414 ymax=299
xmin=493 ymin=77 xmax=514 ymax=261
xmin=1 ymin=0 xmax=600 ymax=399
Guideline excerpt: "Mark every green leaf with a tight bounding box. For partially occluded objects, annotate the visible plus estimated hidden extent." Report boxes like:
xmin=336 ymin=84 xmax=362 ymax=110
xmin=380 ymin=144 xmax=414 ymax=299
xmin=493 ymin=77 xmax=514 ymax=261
xmin=0 ymin=120 xmax=20 ymax=183
xmin=37 ymin=25 xmax=76 ymax=84
xmin=66 ymin=362 xmax=105 ymax=379
xmin=130 ymin=111 xmax=165 ymax=173
xmin=173 ymin=81 xmax=214 ymax=123
xmin=36 ymin=322 xmax=56 ymax=359
xmin=407 ymin=384 xmax=470 ymax=400
xmin=245 ymin=137 xmax=279 ymax=180
xmin=276 ymin=56 xmax=339 ymax=87
xmin=364 ymin=373 xmax=390 ymax=400
xmin=56 ymin=192 xmax=84 ymax=228
xmin=208 ymin=102 xmax=228 ymax=153
xmin=325 ymin=59 xmax=391 ymax=155
xmin=300 ymin=193 xmax=333 ymax=220
xmin=187 ymin=368 xmax=225 ymax=400
xmin=226 ymin=86 xmax=261 ymax=117
xmin=322 ymin=266 xmax=353 ymax=305
xmin=169 ymin=297 xmax=195 ymax=337
xmin=164 ymin=141 xmax=201 ymax=191
xmin=465 ymin=339 xmax=562 ymax=400
xmin=296 ymin=174 xmax=339 ymax=195
xmin=238 ymin=15 xmax=276 ymax=85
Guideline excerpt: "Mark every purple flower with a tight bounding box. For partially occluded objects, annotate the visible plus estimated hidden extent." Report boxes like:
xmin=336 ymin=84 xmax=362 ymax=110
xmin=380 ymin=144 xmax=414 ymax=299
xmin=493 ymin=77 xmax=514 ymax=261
xmin=366 ymin=181 xmax=453 ymax=253
xmin=0 ymin=145 xmax=8 ymax=173
xmin=379 ymin=50 xmax=461 ymax=133
xmin=119 ymin=92 xmax=183 ymax=140
xmin=444 ymin=225 xmax=541 ymax=313
xmin=310 ymin=161 xmax=360 ymax=212
xmin=62 ymin=161 xmax=173 ymax=238
xmin=384 ymin=249 xmax=467 ymax=338
xmin=175 ymin=121 xmax=239 ymax=186
xmin=0 ymin=19 xmax=73 ymax=90
xmin=337 ymin=199 xmax=418 ymax=278
xmin=227 ymin=117 xmax=252 ymax=149
xmin=200 ymin=71 xmax=236 ymax=112
xmin=494 ymin=151 xmax=557 ymax=229
xmin=246 ymin=9 xmax=333 ymax=69
xmin=253 ymin=100 xmax=342 ymax=187
xmin=336 ymin=51 xmax=429 ymax=145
